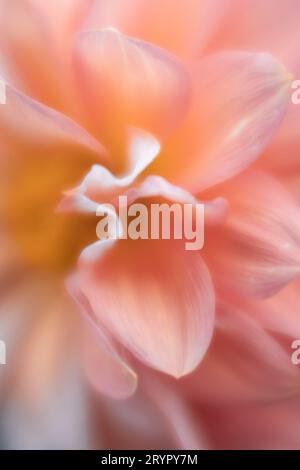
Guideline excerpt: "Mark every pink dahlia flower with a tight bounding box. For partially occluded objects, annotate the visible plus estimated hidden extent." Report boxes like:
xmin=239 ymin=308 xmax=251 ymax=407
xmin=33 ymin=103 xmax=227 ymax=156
xmin=0 ymin=0 xmax=300 ymax=450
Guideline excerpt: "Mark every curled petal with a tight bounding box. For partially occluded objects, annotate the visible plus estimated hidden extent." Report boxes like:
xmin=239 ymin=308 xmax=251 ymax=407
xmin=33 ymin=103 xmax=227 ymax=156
xmin=77 ymin=130 xmax=160 ymax=199
xmin=124 ymin=175 xmax=229 ymax=225
xmin=58 ymin=129 xmax=160 ymax=212
xmin=60 ymin=171 xmax=228 ymax=232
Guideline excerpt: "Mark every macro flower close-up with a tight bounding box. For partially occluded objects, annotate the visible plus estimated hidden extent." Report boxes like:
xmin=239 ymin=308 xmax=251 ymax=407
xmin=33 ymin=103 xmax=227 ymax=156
xmin=0 ymin=0 xmax=300 ymax=451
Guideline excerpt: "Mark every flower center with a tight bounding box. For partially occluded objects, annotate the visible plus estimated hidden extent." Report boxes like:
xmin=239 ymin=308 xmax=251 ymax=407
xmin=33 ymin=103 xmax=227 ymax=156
xmin=4 ymin=153 xmax=97 ymax=275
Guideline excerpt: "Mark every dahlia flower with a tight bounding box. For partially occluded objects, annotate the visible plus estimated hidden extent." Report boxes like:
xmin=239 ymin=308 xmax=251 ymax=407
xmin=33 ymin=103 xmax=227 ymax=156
xmin=0 ymin=0 xmax=300 ymax=450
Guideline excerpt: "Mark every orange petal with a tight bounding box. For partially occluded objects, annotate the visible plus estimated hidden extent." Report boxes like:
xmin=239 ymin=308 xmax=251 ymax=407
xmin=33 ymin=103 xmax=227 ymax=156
xmin=0 ymin=80 xmax=106 ymax=161
xmin=84 ymin=0 xmax=228 ymax=59
xmin=73 ymin=28 xmax=190 ymax=146
xmin=0 ymin=0 xmax=93 ymax=107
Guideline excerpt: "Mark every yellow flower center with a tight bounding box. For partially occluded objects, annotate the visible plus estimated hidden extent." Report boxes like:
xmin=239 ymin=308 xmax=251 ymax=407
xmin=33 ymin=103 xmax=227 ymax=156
xmin=4 ymin=151 xmax=97 ymax=275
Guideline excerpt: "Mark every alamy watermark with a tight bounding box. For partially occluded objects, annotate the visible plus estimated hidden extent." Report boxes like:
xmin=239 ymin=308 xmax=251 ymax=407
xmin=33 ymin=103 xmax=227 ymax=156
xmin=291 ymin=340 xmax=300 ymax=365
xmin=96 ymin=196 xmax=205 ymax=251
xmin=291 ymin=80 xmax=300 ymax=105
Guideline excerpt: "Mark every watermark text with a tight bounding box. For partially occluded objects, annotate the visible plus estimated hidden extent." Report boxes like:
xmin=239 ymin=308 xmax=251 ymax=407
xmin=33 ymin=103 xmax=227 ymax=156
xmin=291 ymin=80 xmax=300 ymax=105
xmin=291 ymin=339 xmax=300 ymax=365
xmin=96 ymin=196 xmax=205 ymax=251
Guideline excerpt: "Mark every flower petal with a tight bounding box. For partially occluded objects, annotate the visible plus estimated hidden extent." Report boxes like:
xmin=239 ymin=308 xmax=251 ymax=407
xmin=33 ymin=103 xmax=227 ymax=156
xmin=261 ymin=103 xmax=300 ymax=176
xmin=206 ymin=171 xmax=300 ymax=298
xmin=83 ymin=325 xmax=138 ymax=400
xmin=0 ymin=0 xmax=93 ymax=107
xmin=59 ymin=129 xmax=160 ymax=212
xmin=95 ymin=388 xmax=177 ymax=449
xmin=73 ymin=28 xmax=190 ymax=144
xmin=213 ymin=0 xmax=300 ymax=74
xmin=124 ymin=175 xmax=228 ymax=225
xmin=182 ymin=301 xmax=300 ymax=404
xmin=2 ymin=364 xmax=90 ymax=450
xmin=78 ymin=239 xmax=215 ymax=378
xmin=0 ymin=80 xmax=107 ymax=161
xmin=201 ymin=399 xmax=300 ymax=450
xmin=157 ymin=52 xmax=290 ymax=191
xmin=9 ymin=286 xmax=78 ymax=409
xmin=251 ymin=281 xmax=300 ymax=339
xmin=84 ymin=0 xmax=228 ymax=59
xmin=63 ymin=171 xmax=225 ymax=264
xmin=67 ymin=276 xmax=137 ymax=400
xmin=141 ymin=376 xmax=208 ymax=450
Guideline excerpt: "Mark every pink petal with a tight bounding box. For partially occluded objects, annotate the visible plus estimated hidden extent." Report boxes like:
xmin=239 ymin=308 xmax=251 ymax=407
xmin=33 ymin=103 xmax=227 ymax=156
xmin=204 ymin=399 xmax=300 ymax=450
xmin=78 ymin=239 xmax=215 ymax=378
xmin=156 ymin=52 xmax=290 ymax=192
xmin=260 ymin=103 xmax=300 ymax=176
xmin=284 ymin=174 xmax=300 ymax=206
xmin=141 ymin=376 xmax=208 ymax=450
xmin=72 ymin=28 xmax=190 ymax=144
xmin=29 ymin=1 xmax=93 ymax=38
xmin=84 ymin=0 xmax=228 ymax=59
xmin=181 ymin=301 xmax=300 ymax=404
xmin=213 ymin=0 xmax=300 ymax=74
xmin=206 ymin=171 xmax=300 ymax=298
xmin=95 ymin=388 xmax=178 ymax=449
xmin=251 ymin=280 xmax=300 ymax=339
xmin=67 ymin=276 xmax=137 ymax=400
xmin=83 ymin=325 xmax=138 ymax=400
